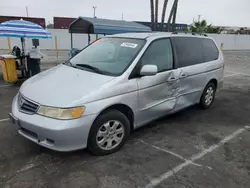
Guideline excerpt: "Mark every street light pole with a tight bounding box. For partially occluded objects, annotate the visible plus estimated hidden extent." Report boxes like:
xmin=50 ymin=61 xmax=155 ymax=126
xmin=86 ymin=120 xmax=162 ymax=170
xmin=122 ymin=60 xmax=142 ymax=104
xmin=26 ymin=6 xmax=29 ymax=17
xmin=198 ymin=15 xmax=201 ymax=22
xmin=93 ymin=6 xmax=97 ymax=18
xmin=198 ymin=15 xmax=201 ymax=34
xmin=93 ymin=6 xmax=97 ymax=41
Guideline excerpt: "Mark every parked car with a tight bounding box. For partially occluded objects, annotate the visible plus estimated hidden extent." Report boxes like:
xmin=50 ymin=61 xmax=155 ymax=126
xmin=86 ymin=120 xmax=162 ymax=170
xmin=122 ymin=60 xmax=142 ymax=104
xmin=9 ymin=32 xmax=224 ymax=155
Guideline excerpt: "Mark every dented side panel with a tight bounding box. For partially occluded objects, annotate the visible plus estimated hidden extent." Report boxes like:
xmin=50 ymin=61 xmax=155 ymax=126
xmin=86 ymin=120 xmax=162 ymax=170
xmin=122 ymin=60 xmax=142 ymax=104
xmin=174 ymin=60 xmax=224 ymax=111
xmin=175 ymin=64 xmax=206 ymax=111
xmin=136 ymin=69 xmax=180 ymax=126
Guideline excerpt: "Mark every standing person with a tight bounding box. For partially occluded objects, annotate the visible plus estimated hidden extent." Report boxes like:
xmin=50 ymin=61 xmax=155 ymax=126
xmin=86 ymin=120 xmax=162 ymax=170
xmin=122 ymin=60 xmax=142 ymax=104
xmin=27 ymin=39 xmax=44 ymax=76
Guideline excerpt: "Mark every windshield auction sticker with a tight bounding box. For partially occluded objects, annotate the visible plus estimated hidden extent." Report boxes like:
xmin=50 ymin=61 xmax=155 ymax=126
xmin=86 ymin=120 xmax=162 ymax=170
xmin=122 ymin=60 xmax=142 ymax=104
xmin=121 ymin=43 xmax=138 ymax=48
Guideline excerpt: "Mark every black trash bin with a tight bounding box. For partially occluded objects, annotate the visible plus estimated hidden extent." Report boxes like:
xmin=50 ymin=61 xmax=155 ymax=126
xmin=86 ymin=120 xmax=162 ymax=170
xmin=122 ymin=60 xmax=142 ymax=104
xmin=27 ymin=57 xmax=41 ymax=77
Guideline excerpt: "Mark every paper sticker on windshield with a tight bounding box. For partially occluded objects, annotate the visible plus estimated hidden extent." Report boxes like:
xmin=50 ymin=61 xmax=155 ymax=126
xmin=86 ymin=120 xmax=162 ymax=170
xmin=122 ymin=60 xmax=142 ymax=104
xmin=121 ymin=43 xmax=138 ymax=48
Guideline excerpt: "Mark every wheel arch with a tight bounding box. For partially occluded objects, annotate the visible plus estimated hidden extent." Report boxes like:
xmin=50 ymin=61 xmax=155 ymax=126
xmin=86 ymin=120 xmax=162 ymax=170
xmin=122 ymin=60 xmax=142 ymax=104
xmin=208 ymin=78 xmax=218 ymax=89
xmin=93 ymin=103 xmax=135 ymax=132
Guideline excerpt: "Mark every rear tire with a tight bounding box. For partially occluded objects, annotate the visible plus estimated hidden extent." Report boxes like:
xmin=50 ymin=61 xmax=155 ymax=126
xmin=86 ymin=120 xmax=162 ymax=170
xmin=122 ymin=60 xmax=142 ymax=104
xmin=88 ymin=110 xmax=130 ymax=155
xmin=199 ymin=82 xmax=216 ymax=109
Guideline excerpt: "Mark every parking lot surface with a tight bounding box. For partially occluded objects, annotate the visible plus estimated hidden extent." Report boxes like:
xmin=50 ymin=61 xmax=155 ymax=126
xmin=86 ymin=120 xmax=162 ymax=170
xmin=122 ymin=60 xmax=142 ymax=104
xmin=0 ymin=51 xmax=250 ymax=188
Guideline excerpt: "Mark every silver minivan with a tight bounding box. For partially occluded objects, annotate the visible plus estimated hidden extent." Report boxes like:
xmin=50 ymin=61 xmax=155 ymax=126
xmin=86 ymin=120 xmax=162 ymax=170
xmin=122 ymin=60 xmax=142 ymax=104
xmin=10 ymin=33 xmax=224 ymax=155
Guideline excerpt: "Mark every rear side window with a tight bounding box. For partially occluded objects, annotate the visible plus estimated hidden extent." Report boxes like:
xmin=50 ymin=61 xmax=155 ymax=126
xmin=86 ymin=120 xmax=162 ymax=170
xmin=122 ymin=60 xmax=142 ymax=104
xmin=202 ymin=38 xmax=219 ymax=62
xmin=141 ymin=38 xmax=173 ymax=72
xmin=172 ymin=37 xmax=203 ymax=68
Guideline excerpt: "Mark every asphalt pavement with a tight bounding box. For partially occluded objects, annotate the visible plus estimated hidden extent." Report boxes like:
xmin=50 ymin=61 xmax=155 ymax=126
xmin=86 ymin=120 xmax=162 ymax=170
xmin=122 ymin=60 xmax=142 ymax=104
xmin=0 ymin=51 xmax=250 ymax=188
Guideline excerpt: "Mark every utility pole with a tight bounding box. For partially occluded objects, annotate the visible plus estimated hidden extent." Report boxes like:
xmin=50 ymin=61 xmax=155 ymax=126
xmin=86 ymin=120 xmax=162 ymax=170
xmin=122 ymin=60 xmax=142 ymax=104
xmin=93 ymin=6 xmax=97 ymax=18
xmin=26 ymin=6 xmax=29 ymax=17
xmin=122 ymin=13 xmax=124 ymax=20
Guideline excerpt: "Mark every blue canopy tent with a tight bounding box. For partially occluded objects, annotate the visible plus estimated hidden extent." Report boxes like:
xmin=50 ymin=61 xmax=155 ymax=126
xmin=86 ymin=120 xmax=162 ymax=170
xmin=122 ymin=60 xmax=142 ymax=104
xmin=0 ymin=19 xmax=52 ymax=53
xmin=0 ymin=19 xmax=52 ymax=80
xmin=68 ymin=17 xmax=151 ymax=56
xmin=69 ymin=16 xmax=151 ymax=35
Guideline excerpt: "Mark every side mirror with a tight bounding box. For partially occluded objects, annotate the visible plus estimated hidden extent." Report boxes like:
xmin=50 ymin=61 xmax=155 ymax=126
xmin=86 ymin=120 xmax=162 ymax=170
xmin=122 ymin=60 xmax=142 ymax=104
xmin=140 ymin=65 xmax=158 ymax=76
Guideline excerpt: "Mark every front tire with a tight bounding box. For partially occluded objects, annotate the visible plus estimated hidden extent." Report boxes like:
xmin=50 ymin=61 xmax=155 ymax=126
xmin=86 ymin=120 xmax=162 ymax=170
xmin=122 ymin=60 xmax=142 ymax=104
xmin=199 ymin=82 xmax=216 ymax=109
xmin=88 ymin=110 xmax=130 ymax=155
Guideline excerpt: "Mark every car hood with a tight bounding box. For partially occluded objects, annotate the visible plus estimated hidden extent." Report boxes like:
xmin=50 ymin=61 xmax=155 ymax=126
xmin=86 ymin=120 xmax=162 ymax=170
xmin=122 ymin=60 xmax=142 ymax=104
xmin=20 ymin=64 xmax=115 ymax=107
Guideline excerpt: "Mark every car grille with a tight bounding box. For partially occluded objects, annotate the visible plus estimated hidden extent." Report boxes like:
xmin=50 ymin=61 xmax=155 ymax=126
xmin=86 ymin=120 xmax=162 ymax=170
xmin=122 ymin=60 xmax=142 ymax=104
xmin=18 ymin=94 xmax=39 ymax=114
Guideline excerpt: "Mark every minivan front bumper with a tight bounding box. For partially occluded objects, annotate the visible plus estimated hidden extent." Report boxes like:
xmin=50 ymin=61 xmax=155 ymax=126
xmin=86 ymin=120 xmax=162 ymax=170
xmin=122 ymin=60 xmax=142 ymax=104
xmin=10 ymin=95 xmax=96 ymax=152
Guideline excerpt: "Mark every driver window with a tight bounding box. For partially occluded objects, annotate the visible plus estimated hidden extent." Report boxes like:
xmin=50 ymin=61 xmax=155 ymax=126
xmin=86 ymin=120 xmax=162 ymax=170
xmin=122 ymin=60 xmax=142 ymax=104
xmin=141 ymin=39 xmax=173 ymax=72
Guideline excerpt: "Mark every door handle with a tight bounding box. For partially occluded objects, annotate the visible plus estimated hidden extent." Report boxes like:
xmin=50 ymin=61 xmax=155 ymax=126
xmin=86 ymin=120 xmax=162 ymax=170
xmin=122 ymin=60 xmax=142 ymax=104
xmin=167 ymin=77 xmax=177 ymax=82
xmin=180 ymin=73 xmax=187 ymax=78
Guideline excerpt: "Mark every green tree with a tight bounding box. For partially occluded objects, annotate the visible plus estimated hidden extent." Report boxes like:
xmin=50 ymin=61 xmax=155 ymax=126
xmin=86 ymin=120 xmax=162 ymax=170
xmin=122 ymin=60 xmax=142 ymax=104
xmin=46 ymin=24 xmax=54 ymax=29
xmin=191 ymin=19 xmax=207 ymax=33
xmin=206 ymin=24 xmax=222 ymax=33
xmin=191 ymin=19 xmax=221 ymax=34
xmin=182 ymin=27 xmax=189 ymax=33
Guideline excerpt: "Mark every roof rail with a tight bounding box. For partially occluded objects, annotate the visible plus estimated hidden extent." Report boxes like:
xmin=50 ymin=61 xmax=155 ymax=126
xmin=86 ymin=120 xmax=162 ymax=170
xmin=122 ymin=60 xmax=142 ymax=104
xmin=171 ymin=32 xmax=208 ymax=37
xmin=192 ymin=32 xmax=208 ymax=37
xmin=172 ymin=31 xmax=195 ymax=35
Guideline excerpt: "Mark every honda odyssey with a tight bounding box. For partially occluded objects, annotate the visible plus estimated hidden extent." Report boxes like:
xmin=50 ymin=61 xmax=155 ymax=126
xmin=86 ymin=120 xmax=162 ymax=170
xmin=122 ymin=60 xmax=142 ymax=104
xmin=10 ymin=32 xmax=224 ymax=155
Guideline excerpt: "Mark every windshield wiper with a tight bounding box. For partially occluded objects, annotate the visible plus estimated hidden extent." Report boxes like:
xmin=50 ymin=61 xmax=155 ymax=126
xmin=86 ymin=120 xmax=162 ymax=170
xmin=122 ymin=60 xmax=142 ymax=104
xmin=74 ymin=64 xmax=104 ymax=74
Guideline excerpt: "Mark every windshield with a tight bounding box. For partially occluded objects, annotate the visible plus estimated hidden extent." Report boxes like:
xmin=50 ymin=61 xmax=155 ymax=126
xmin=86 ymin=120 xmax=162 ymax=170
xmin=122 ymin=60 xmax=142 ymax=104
xmin=69 ymin=37 xmax=145 ymax=76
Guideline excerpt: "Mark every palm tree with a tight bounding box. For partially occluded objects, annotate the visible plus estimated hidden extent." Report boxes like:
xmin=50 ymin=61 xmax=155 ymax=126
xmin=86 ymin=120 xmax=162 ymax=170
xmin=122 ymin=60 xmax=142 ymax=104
xmin=191 ymin=19 xmax=223 ymax=34
xmin=155 ymin=0 xmax=159 ymax=31
xmin=172 ymin=0 xmax=179 ymax=32
xmin=150 ymin=0 xmax=155 ymax=31
xmin=167 ymin=0 xmax=178 ymax=32
xmin=191 ymin=20 xmax=208 ymax=33
xmin=161 ymin=0 xmax=168 ymax=31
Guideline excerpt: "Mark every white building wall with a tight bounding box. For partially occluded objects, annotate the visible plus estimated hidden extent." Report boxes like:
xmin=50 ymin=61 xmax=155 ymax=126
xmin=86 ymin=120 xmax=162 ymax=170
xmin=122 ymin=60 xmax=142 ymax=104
xmin=207 ymin=34 xmax=250 ymax=50
xmin=0 ymin=29 xmax=250 ymax=50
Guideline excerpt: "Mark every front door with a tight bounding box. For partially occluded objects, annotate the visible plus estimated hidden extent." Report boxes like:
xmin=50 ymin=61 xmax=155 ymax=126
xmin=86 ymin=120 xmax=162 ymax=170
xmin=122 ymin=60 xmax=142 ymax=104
xmin=135 ymin=38 xmax=180 ymax=126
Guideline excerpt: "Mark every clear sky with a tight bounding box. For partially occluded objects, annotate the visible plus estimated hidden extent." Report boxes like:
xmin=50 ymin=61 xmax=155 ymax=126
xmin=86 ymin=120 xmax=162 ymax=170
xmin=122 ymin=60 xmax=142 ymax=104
xmin=0 ymin=0 xmax=249 ymax=27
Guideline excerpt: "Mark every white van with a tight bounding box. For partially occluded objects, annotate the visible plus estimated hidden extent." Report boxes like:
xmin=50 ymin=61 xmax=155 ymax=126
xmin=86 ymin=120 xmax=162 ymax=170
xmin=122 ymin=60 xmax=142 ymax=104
xmin=10 ymin=33 xmax=224 ymax=155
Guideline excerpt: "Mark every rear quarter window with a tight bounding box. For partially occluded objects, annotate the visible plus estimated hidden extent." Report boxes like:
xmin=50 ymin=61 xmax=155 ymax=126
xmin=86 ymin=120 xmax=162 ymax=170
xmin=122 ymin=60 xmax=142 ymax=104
xmin=202 ymin=38 xmax=219 ymax=62
xmin=172 ymin=37 xmax=203 ymax=68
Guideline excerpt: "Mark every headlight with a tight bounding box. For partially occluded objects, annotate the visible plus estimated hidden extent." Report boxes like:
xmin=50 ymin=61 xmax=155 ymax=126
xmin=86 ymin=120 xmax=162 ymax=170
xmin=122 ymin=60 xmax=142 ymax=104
xmin=37 ymin=106 xmax=85 ymax=120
